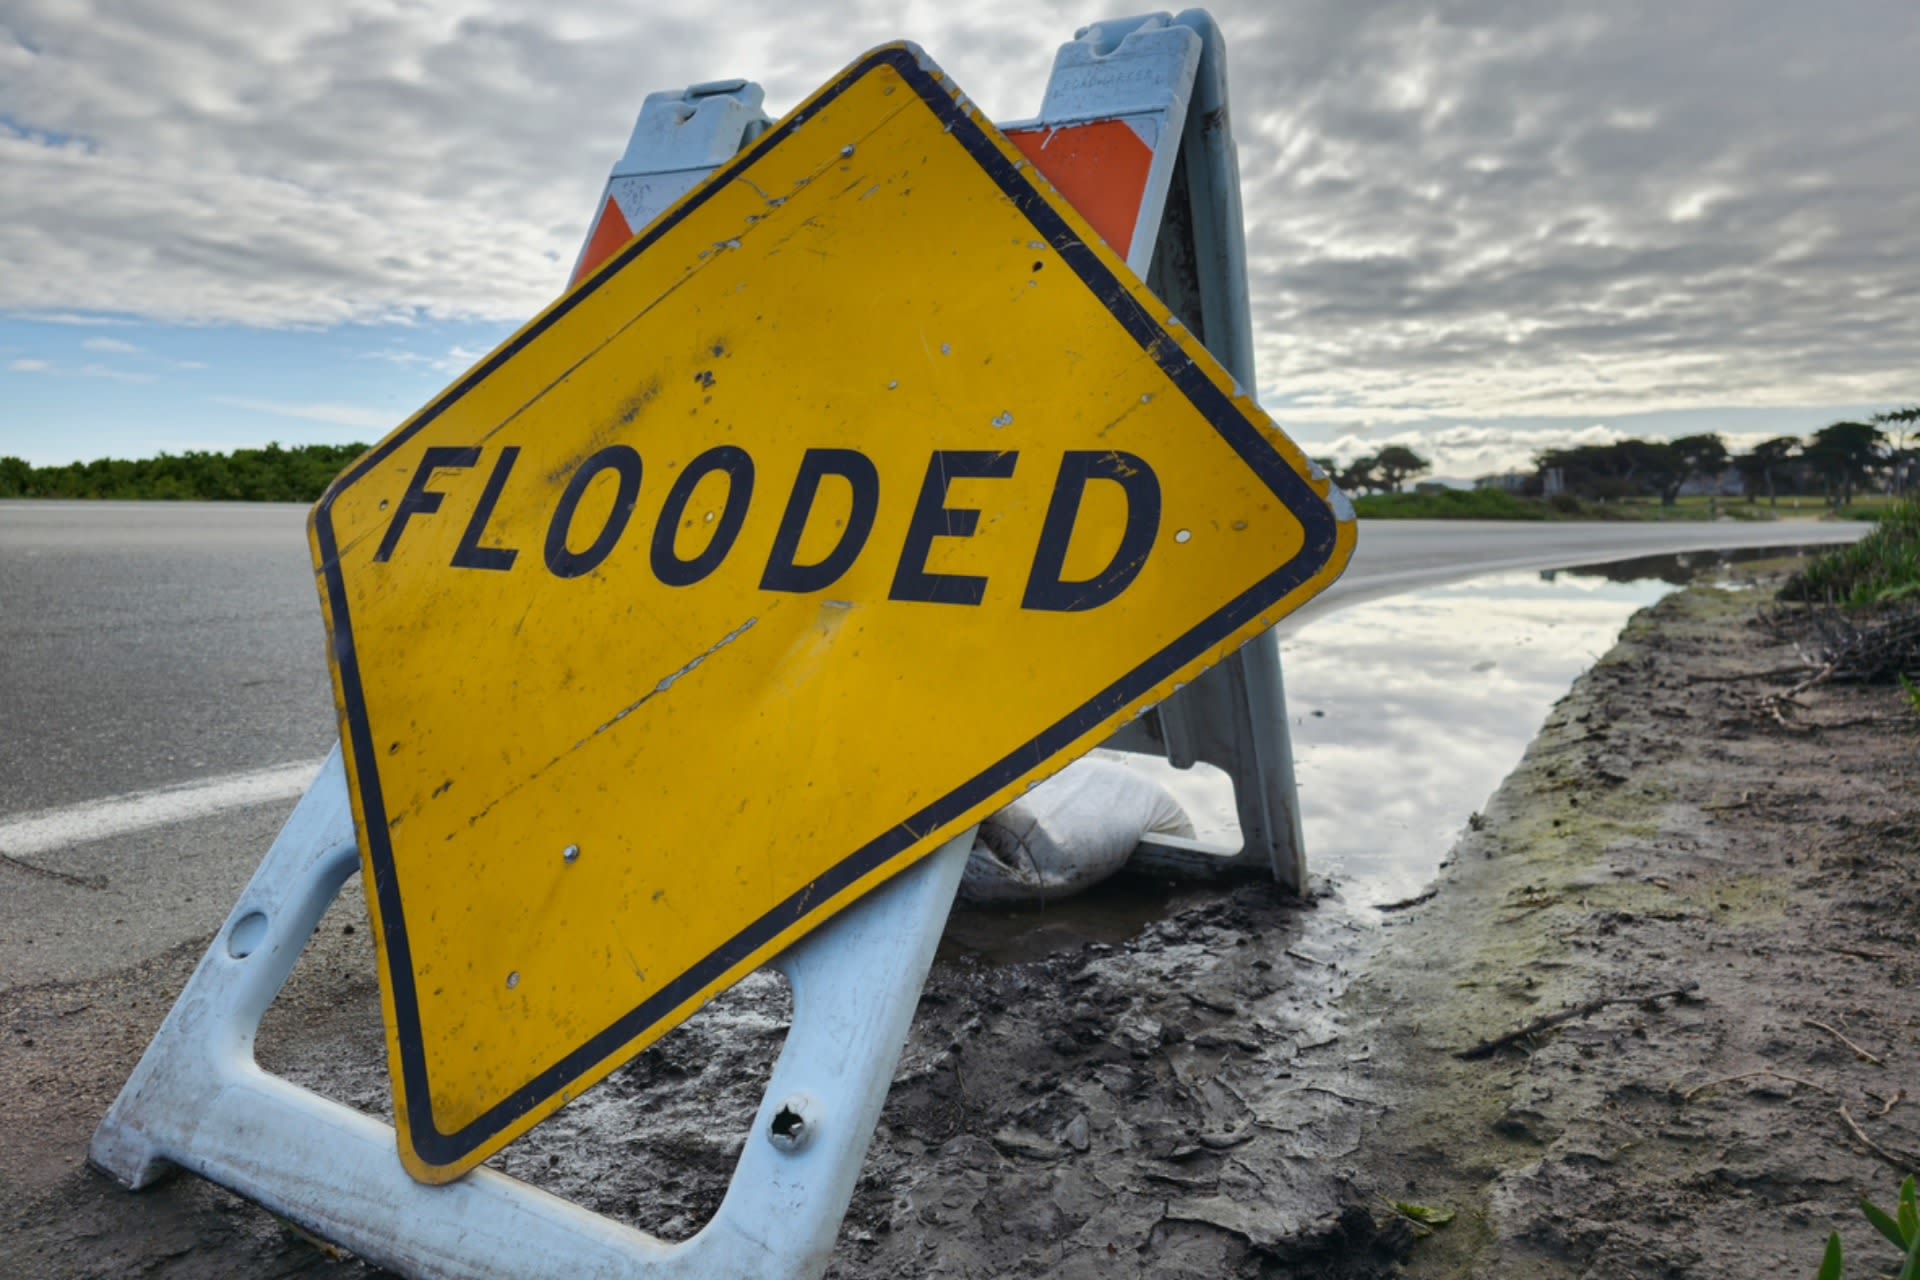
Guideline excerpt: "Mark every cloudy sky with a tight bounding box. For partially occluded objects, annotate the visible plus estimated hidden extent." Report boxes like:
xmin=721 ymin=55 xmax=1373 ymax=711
xmin=1 ymin=0 xmax=1913 ymax=477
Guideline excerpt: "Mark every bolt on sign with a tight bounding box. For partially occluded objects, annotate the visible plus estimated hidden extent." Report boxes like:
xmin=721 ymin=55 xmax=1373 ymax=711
xmin=310 ymin=43 xmax=1355 ymax=1183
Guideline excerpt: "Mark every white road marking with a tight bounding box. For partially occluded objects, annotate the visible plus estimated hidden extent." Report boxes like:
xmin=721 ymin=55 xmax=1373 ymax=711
xmin=0 ymin=759 xmax=326 ymax=859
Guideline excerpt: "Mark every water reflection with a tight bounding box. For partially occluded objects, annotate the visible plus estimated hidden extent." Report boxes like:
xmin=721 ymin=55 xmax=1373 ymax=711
xmin=1123 ymin=544 xmax=1825 ymax=910
xmin=1100 ymin=570 xmax=1662 ymax=908
xmin=1287 ymin=569 xmax=1670 ymax=907
xmin=945 ymin=544 xmax=1823 ymax=959
xmin=1547 ymin=545 xmax=1802 ymax=586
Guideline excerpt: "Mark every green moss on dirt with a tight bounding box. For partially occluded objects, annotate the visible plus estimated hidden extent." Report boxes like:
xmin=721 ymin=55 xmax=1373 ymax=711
xmin=1341 ymin=586 xmax=1838 ymax=1278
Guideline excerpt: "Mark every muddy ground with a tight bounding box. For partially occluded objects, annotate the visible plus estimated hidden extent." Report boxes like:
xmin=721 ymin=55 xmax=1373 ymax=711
xmin=4 ymin=582 xmax=1917 ymax=1278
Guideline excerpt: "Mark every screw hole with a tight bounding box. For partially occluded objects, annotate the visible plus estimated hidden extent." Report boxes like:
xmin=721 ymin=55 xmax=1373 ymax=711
xmin=227 ymin=911 xmax=269 ymax=959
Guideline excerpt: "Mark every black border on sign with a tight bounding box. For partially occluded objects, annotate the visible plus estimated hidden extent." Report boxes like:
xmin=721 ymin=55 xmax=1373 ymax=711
xmin=313 ymin=45 xmax=1344 ymax=1171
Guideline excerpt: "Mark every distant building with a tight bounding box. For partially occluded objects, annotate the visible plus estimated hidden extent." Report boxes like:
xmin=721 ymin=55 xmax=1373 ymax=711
xmin=1474 ymin=467 xmax=1563 ymax=497
xmin=1474 ymin=472 xmax=1529 ymax=493
xmin=1678 ymin=466 xmax=1746 ymax=498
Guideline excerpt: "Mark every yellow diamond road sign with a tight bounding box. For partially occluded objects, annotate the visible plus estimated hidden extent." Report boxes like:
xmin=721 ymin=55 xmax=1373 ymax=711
xmin=311 ymin=43 xmax=1354 ymax=1182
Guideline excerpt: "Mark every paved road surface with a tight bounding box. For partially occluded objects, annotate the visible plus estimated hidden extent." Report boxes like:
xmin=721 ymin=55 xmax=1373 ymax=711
xmin=0 ymin=499 xmax=1867 ymax=991
xmin=1291 ymin=514 xmax=1868 ymax=626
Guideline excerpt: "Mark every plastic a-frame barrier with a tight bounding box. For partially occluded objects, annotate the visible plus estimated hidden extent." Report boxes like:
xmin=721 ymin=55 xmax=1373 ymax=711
xmin=91 ymin=12 xmax=1317 ymax=1279
xmin=1002 ymin=11 xmax=1324 ymax=893
xmin=572 ymin=9 xmax=1323 ymax=894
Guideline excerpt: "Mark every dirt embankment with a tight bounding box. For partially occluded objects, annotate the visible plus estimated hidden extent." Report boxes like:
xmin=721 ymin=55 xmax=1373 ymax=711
xmin=826 ymin=584 xmax=1920 ymax=1279
xmin=3 ymin=584 xmax=1917 ymax=1278
xmin=1345 ymin=587 xmax=1920 ymax=1278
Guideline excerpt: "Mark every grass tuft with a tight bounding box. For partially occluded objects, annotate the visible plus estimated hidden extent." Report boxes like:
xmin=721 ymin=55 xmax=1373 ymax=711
xmin=1782 ymin=500 xmax=1920 ymax=606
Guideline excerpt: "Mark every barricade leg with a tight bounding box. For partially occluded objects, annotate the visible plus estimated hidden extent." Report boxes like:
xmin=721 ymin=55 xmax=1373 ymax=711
xmin=92 ymin=743 xmax=974 ymax=1280
xmin=1076 ymin=10 xmax=1316 ymax=892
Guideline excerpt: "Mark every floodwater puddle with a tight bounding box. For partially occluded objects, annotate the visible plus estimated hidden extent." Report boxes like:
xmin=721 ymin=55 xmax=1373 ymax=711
xmin=945 ymin=544 xmax=1826 ymax=959
xmin=1284 ymin=563 xmax=1675 ymax=907
xmin=1289 ymin=544 xmax=1822 ymax=907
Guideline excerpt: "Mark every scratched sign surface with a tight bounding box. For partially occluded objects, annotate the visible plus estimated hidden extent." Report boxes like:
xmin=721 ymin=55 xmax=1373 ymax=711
xmin=310 ymin=44 xmax=1354 ymax=1182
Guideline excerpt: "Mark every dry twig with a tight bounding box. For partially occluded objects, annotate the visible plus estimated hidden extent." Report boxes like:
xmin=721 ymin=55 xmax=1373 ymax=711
xmin=1823 ymin=944 xmax=1908 ymax=963
xmin=1805 ymin=1018 xmax=1886 ymax=1066
xmin=1791 ymin=714 xmax=1920 ymax=731
xmin=1689 ymin=667 xmax=1816 ymax=684
xmin=1455 ymin=984 xmax=1698 ymax=1061
xmin=1680 ymin=1069 xmax=1835 ymax=1101
xmin=1838 ymin=1104 xmax=1920 ymax=1172
xmin=1376 ymin=888 xmax=1439 ymax=913
xmin=1758 ymin=604 xmax=1920 ymax=711
xmin=1274 ymin=1083 xmax=1373 ymax=1105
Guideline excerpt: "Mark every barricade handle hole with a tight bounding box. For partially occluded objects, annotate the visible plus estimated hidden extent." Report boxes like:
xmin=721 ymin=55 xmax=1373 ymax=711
xmin=227 ymin=911 xmax=269 ymax=959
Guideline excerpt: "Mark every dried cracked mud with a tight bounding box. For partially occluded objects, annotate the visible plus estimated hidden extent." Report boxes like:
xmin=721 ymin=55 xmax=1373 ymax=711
xmin=4 ymin=584 xmax=1917 ymax=1278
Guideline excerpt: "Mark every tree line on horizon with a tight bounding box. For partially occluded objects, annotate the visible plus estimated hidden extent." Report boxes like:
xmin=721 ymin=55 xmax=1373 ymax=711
xmin=0 ymin=442 xmax=369 ymax=502
xmin=4 ymin=406 xmax=1914 ymax=507
xmin=1318 ymin=406 xmax=1918 ymax=507
xmin=1536 ymin=410 xmax=1918 ymax=507
xmin=1310 ymin=444 xmax=1433 ymax=497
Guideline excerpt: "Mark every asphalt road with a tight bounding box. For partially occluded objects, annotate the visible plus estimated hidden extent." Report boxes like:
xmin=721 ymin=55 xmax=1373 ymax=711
xmin=1288 ymin=513 xmax=1870 ymax=627
xmin=0 ymin=499 xmax=1868 ymax=992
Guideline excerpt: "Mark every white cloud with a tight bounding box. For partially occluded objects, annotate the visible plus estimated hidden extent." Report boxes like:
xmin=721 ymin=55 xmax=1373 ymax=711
xmin=7 ymin=355 xmax=150 ymax=381
xmin=7 ymin=311 xmax=142 ymax=326
xmin=74 ymin=362 xmax=152 ymax=383
xmin=360 ymin=343 xmax=485 ymax=376
xmin=75 ymin=334 xmax=206 ymax=370
xmin=0 ymin=0 xmax=1913 ymax=428
xmin=213 ymin=396 xmax=393 ymax=429
xmin=1313 ymin=422 xmax=1637 ymax=479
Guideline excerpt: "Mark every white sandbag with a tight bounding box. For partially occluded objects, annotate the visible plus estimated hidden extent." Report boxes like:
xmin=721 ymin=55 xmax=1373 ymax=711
xmin=961 ymin=756 xmax=1195 ymax=904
